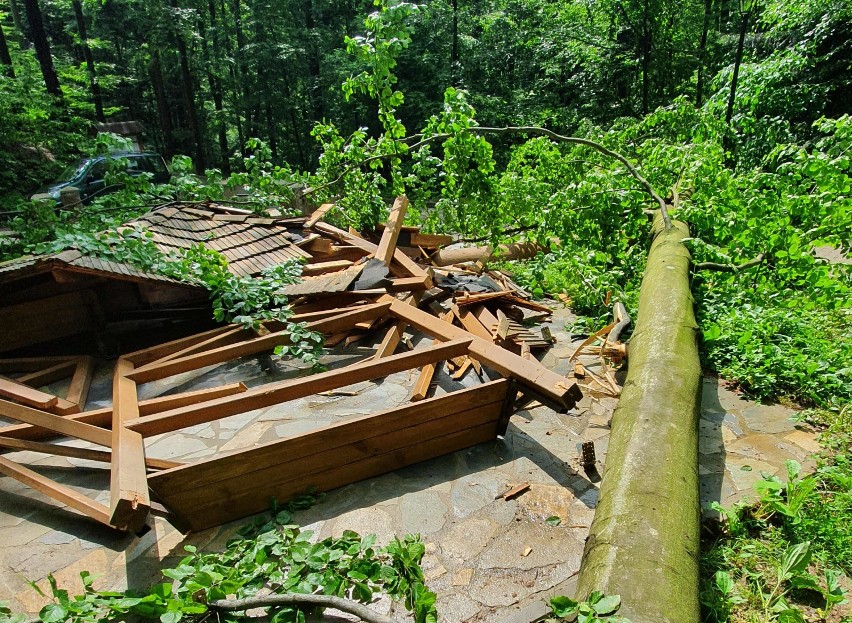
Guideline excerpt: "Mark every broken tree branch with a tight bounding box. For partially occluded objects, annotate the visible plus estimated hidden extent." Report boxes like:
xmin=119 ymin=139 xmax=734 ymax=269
xmin=694 ymin=253 xmax=765 ymax=272
xmin=208 ymin=593 xmax=397 ymax=623
xmin=305 ymin=126 xmax=671 ymax=229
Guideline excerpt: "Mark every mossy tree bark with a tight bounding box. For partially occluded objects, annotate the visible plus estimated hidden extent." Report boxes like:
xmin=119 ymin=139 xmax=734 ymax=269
xmin=575 ymin=213 xmax=701 ymax=623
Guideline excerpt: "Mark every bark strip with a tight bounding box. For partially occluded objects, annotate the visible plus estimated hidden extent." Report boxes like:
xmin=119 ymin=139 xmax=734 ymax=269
xmin=575 ymin=212 xmax=701 ymax=623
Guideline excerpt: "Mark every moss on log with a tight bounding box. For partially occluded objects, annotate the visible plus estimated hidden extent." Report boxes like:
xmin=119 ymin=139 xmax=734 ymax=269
xmin=575 ymin=214 xmax=701 ymax=623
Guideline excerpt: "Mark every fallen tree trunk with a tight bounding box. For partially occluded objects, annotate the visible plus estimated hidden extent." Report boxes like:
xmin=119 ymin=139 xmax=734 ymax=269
xmin=431 ymin=241 xmax=545 ymax=267
xmin=575 ymin=212 xmax=701 ymax=623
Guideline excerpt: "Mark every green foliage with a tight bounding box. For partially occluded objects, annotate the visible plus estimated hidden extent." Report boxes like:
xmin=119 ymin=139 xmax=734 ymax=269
xmin=548 ymin=592 xmax=630 ymax=623
xmin=700 ymin=412 xmax=852 ymax=622
xmin=6 ymin=508 xmax=438 ymax=623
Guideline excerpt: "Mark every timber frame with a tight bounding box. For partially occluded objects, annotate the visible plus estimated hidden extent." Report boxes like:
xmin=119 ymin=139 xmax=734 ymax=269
xmin=0 ymin=300 xmax=579 ymax=533
xmin=0 ymin=195 xmax=581 ymax=534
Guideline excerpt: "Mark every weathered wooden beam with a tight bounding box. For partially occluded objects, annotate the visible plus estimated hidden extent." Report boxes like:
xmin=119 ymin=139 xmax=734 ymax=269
xmin=374 ymin=195 xmax=409 ymax=266
xmin=65 ymin=356 xmax=94 ymax=408
xmin=0 ymin=456 xmax=112 ymax=526
xmin=0 ymin=376 xmax=58 ymax=409
xmin=0 ymin=383 xmax=247 ymax=441
xmin=125 ymin=338 xmax=472 ymax=437
xmin=0 ymin=436 xmax=181 ymax=470
xmin=15 ymin=360 xmax=79 ymax=387
xmin=575 ymin=214 xmax=701 ymax=623
xmin=129 ymin=303 xmax=392 ymax=384
xmin=109 ymin=359 xmax=150 ymax=532
xmin=0 ymin=398 xmax=111 ymax=446
xmin=383 ymin=296 xmax=581 ymax=409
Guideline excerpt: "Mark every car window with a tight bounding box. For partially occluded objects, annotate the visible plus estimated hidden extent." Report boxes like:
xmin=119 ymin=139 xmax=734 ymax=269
xmin=143 ymin=155 xmax=167 ymax=175
xmin=124 ymin=156 xmax=144 ymax=175
xmin=86 ymin=160 xmax=108 ymax=181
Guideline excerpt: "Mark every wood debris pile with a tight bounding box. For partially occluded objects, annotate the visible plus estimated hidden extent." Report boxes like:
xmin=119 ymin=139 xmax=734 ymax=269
xmin=0 ymin=195 xmax=582 ymax=534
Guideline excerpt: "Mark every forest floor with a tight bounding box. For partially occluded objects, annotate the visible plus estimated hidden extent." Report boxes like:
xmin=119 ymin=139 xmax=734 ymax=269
xmin=0 ymin=304 xmax=820 ymax=622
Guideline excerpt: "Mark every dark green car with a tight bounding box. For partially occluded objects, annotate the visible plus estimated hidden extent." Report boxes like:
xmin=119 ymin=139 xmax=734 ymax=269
xmin=33 ymin=152 xmax=170 ymax=204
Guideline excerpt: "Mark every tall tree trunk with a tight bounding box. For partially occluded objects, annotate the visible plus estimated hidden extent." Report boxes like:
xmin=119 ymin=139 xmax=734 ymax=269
xmin=303 ymin=0 xmax=322 ymax=122
xmin=168 ymin=0 xmax=205 ymax=172
xmin=150 ymin=51 xmax=176 ymax=158
xmin=8 ymin=0 xmax=29 ymax=48
xmin=202 ymin=0 xmax=230 ymax=174
xmin=451 ymin=0 xmax=459 ymax=86
xmin=0 ymin=21 xmax=15 ymax=77
xmin=696 ymin=0 xmax=712 ymax=106
xmin=71 ymin=0 xmax=104 ymax=121
xmin=725 ymin=10 xmax=749 ymax=129
xmin=640 ymin=0 xmax=651 ymax=115
xmin=22 ymin=0 xmax=61 ymax=97
xmin=232 ymin=0 xmax=249 ymax=154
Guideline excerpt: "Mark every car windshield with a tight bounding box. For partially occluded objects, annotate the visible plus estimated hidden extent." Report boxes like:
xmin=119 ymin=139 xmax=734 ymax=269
xmin=58 ymin=159 xmax=92 ymax=182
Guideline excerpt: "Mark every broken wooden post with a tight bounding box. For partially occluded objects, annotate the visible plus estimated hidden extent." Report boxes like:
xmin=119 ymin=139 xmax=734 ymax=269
xmin=575 ymin=213 xmax=701 ymax=623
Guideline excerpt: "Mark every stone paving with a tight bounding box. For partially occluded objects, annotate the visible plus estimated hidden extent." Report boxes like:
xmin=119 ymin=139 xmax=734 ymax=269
xmin=0 ymin=307 xmax=821 ymax=622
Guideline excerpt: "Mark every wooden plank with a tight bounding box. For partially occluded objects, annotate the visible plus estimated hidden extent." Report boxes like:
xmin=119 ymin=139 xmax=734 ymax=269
xmin=123 ymin=325 xmax=237 ymax=366
xmin=126 ymin=302 xmax=393 ymax=384
xmin=385 ymin=275 xmax=432 ymax=293
xmin=0 ymin=357 xmax=77 ymax=373
xmin=160 ymin=412 xmax=501 ymax=532
xmin=383 ymin=295 xmax=582 ymax=409
xmin=374 ymin=322 xmax=405 ymax=359
xmin=126 ymin=338 xmax=472 ymax=437
xmin=66 ymin=356 xmax=95 ymax=408
xmin=301 ymin=260 xmax=354 ymax=276
xmin=0 ymin=383 xmax=248 ymax=442
xmin=0 ymin=399 xmax=111 ymax=446
xmin=410 ymin=232 xmax=453 ymax=248
xmin=109 ymin=358 xmax=150 ymax=532
xmin=0 ymin=456 xmax=112 ymax=526
xmin=15 ymin=360 xmax=79 ymax=387
xmin=411 ymin=362 xmax=437 ymax=401
xmin=374 ymin=196 xmax=409 ymax=265
xmin=172 ymin=404 xmax=500 ymax=515
xmin=150 ymin=327 xmax=247 ymax=367
xmin=0 ymin=437 xmax=181 ymax=470
xmin=0 ymin=376 xmax=59 ymax=409
xmin=313 ymin=222 xmax=431 ymax=284
xmin=278 ymin=265 xmax=363 ymax=296
xmin=303 ymin=202 xmax=335 ymax=228
xmin=452 ymin=305 xmax=493 ymax=341
xmin=150 ymin=379 xmax=506 ymax=496
xmin=127 ymin=329 xmax=294 ymax=384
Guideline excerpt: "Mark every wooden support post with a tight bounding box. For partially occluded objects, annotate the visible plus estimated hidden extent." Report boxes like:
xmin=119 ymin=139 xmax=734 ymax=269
xmin=374 ymin=195 xmax=409 ymax=266
xmin=66 ymin=356 xmax=94 ymax=408
xmin=109 ymin=359 xmax=150 ymax=532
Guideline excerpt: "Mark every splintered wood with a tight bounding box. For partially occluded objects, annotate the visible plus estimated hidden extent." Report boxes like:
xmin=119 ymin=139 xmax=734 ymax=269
xmin=0 ymin=194 xmax=585 ymax=534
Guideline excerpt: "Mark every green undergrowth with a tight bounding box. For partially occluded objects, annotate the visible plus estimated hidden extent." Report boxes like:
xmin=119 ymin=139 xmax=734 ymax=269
xmin=700 ymin=406 xmax=852 ymax=622
xmin=0 ymin=500 xmax=438 ymax=623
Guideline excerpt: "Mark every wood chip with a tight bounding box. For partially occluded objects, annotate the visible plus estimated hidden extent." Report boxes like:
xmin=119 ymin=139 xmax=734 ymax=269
xmin=497 ymin=482 xmax=530 ymax=500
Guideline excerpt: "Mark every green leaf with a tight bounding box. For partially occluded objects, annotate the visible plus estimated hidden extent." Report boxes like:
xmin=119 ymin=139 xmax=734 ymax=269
xmin=38 ymin=604 xmax=67 ymax=623
xmin=715 ymin=571 xmax=735 ymax=595
xmin=549 ymin=595 xmax=579 ymax=617
xmin=545 ymin=516 xmax=562 ymax=526
xmin=780 ymin=542 xmax=811 ymax=579
xmin=160 ymin=611 xmax=183 ymax=623
xmin=591 ymin=594 xmax=621 ymax=615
